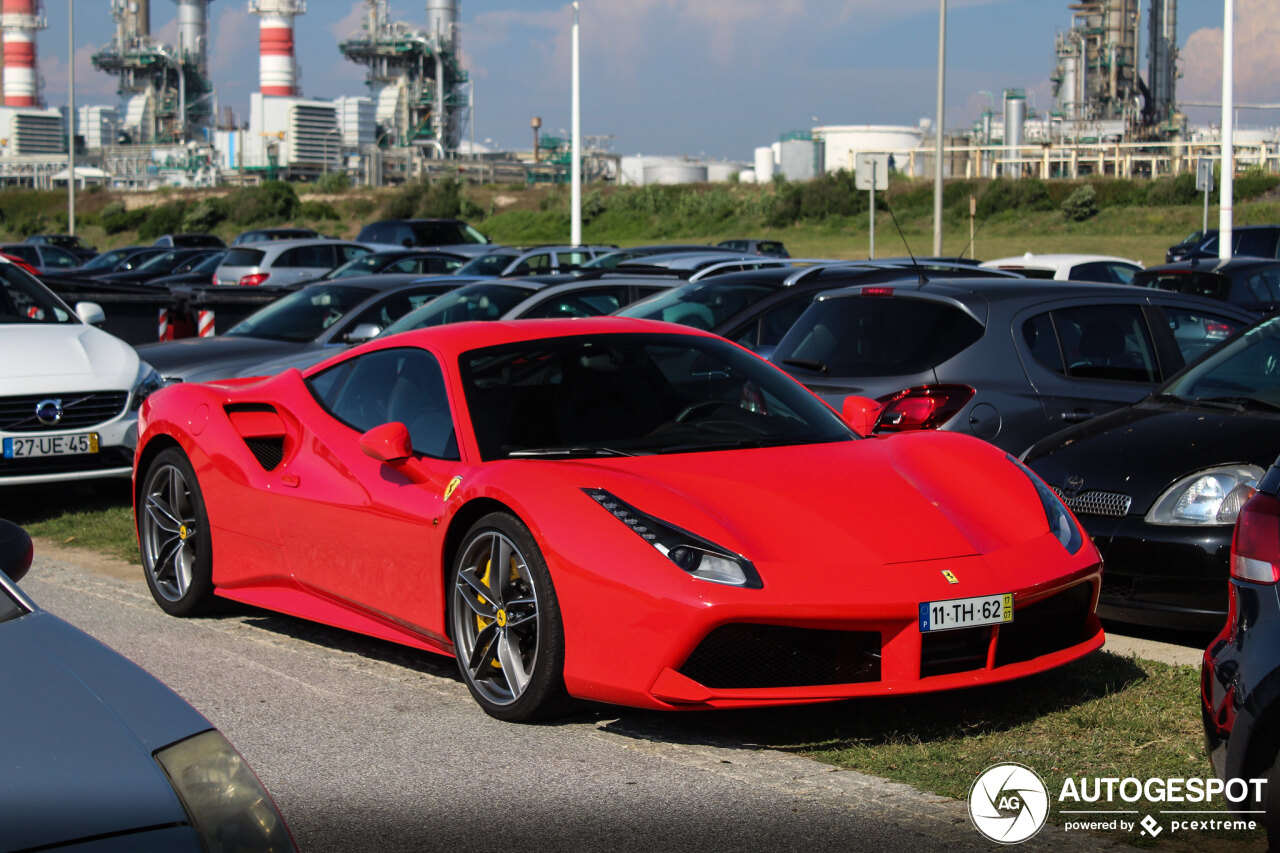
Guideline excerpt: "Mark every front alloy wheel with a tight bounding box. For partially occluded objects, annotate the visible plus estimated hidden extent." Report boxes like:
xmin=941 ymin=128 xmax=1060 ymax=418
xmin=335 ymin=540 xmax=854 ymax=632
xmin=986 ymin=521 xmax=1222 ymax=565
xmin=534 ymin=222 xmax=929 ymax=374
xmin=450 ymin=512 xmax=568 ymax=721
xmin=139 ymin=448 xmax=215 ymax=616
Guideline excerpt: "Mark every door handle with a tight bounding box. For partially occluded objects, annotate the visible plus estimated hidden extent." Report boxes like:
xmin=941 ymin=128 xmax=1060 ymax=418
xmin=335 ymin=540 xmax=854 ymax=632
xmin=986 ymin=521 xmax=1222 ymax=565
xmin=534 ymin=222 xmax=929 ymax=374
xmin=1061 ymin=410 xmax=1094 ymax=423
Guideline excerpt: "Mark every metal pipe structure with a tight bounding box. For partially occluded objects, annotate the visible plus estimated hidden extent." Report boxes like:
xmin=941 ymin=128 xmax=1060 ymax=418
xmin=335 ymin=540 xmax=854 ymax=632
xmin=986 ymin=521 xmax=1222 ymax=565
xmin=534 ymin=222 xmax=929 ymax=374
xmin=174 ymin=0 xmax=208 ymax=71
xmin=1219 ymin=0 xmax=1233 ymax=260
xmin=570 ymin=0 xmax=580 ymax=245
xmin=932 ymin=0 xmax=945 ymax=257
xmin=1 ymin=0 xmax=45 ymax=107
xmin=249 ymin=0 xmax=305 ymax=96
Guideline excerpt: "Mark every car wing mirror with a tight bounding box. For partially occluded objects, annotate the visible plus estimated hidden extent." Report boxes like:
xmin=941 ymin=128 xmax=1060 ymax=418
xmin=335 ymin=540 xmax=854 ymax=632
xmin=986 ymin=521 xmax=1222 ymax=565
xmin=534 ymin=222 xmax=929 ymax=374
xmin=359 ymin=422 xmax=413 ymax=463
xmin=0 ymin=518 xmax=33 ymax=583
xmin=345 ymin=323 xmax=381 ymax=343
xmin=75 ymin=301 xmax=105 ymax=326
xmin=841 ymin=395 xmax=883 ymax=436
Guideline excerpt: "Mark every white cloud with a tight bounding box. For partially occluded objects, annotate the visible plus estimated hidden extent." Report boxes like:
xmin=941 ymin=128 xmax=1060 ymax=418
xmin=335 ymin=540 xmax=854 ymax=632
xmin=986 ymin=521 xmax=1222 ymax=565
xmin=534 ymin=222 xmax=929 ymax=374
xmin=1178 ymin=0 xmax=1280 ymax=105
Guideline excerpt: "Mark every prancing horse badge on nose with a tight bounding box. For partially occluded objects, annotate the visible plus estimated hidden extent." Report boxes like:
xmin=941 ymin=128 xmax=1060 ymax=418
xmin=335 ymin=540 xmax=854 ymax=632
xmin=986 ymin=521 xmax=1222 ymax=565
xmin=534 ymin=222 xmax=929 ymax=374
xmin=941 ymin=570 xmax=959 ymax=584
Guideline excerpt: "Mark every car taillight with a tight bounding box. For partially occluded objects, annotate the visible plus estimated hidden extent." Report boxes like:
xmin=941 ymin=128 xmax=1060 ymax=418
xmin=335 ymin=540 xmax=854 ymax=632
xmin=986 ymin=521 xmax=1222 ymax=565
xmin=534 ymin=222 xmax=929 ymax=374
xmin=875 ymin=384 xmax=975 ymax=432
xmin=238 ymin=273 xmax=269 ymax=287
xmin=1230 ymin=491 xmax=1280 ymax=583
xmin=1205 ymin=322 xmax=1232 ymax=339
xmin=862 ymin=286 xmax=894 ymax=297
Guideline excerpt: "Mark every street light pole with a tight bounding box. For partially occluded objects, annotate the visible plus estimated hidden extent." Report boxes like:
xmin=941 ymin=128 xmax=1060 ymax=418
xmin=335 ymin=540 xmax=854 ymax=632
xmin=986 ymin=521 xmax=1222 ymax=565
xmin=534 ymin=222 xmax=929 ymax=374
xmin=570 ymin=0 xmax=581 ymax=246
xmin=1219 ymin=0 xmax=1234 ymax=260
xmin=932 ymin=0 xmax=946 ymax=257
xmin=67 ymin=0 xmax=75 ymax=235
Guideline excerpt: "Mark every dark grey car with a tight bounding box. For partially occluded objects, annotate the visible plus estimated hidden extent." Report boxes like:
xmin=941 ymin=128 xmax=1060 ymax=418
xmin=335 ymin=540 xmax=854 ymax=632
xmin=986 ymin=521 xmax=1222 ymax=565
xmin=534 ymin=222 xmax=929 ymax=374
xmin=770 ymin=277 xmax=1257 ymax=453
xmin=138 ymin=274 xmax=463 ymax=383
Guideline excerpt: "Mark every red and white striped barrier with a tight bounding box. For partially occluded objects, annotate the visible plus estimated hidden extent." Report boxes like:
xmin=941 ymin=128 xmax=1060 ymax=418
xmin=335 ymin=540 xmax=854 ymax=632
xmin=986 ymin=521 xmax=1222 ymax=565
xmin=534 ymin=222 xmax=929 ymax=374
xmin=197 ymin=309 xmax=216 ymax=337
xmin=158 ymin=308 xmax=173 ymax=341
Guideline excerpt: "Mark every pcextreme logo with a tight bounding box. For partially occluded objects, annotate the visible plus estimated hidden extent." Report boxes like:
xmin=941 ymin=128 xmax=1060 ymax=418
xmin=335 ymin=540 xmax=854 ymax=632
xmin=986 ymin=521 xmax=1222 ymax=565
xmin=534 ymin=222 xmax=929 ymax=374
xmin=969 ymin=763 xmax=1050 ymax=844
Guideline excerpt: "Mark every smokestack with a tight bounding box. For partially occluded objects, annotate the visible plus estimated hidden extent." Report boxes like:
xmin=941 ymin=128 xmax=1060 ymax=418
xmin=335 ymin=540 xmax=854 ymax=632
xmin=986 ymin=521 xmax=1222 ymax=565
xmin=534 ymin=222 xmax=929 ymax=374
xmin=1 ymin=0 xmax=45 ymax=107
xmin=173 ymin=0 xmax=208 ymax=73
xmin=248 ymin=0 xmax=305 ymax=96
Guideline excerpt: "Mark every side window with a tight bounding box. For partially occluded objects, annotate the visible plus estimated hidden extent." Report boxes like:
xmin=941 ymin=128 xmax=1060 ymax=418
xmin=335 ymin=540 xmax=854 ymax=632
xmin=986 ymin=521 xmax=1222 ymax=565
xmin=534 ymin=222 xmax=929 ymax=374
xmin=523 ymin=254 xmax=551 ymax=273
xmin=1021 ymin=313 xmax=1066 ymax=374
xmin=307 ymin=347 xmax=457 ymax=459
xmin=346 ymin=287 xmax=439 ymax=332
xmin=340 ymin=245 xmax=371 ymax=263
xmin=1163 ymin=306 xmax=1246 ymax=365
xmin=520 ymin=286 xmax=627 ymax=319
xmin=1107 ymin=263 xmax=1137 ymax=285
xmin=1068 ymin=262 xmax=1110 ymax=283
xmin=1056 ymin=304 xmax=1157 ymax=383
xmin=756 ymin=298 xmax=814 ymax=350
xmin=276 ymin=247 xmax=322 ymax=268
xmin=557 ymin=251 xmax=589 ymax=270
xmin=1235 ymin=230 xmax=1279 ymax=258
xmin=44 ymin=248 xmax=78 ymax=268
xmin=393 ymin=226 xmax=415 ymax=246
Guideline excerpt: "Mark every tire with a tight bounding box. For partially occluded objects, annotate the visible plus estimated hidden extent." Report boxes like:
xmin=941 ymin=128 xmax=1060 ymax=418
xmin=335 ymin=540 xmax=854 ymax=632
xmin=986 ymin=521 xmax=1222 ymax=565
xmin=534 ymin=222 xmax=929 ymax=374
xmin=138 ymin=448 xmax=217 ymax=616
xmin=449 ymin=511 xmax=570 ymax=722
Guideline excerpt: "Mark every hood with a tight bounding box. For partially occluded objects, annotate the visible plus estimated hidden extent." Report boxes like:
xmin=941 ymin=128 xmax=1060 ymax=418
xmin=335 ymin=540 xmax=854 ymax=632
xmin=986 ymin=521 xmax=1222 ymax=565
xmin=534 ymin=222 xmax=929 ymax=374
xmin=0 ymin=610 xmax=210 ymax=849
xmin=1024 ymin=400 xmax=1280 ymax=510
xmin=137 ymin=335 xmax=299 ymax=382
xmin=522 ymin=432 xmax=1049 ymax=569
xmin=0 ymin=323 xmax=138 ymax=395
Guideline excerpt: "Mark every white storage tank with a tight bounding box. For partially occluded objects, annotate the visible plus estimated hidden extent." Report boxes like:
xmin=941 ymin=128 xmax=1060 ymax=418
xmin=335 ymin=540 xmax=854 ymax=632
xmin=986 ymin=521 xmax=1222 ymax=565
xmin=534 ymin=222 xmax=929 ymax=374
xmin=754 ymin=146 xmax=775 ymax=181
xmin=644 ymin=160 xmax=707 ymax=185
xmin=812 ymin=124 xmax=923 ymax=175
xmin=738 ymin=168 xmax=757 ymax=183
xmin=619 ymin=155 xmax=647 ymax=186
xmin=707 ymin=162 xmax=745 ymax=182
xmin=778 ymin=139 xmax=819 ymax=181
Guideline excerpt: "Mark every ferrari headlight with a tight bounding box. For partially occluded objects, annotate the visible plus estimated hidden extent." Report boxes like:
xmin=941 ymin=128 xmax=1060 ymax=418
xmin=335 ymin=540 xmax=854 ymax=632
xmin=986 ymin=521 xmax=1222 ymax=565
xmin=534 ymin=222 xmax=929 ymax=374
xmin=1145 ymin=465 xmax=1264 ymax=526
xmin=583 ymin=488 xmax=762 ymax=588
xmin=1009 ymin=456 xmax=1084 ymax=554
xmin=154 ymin=729 xmax=295 ymax=853
xmin=130 ymin=361 xmax=169 ymax=411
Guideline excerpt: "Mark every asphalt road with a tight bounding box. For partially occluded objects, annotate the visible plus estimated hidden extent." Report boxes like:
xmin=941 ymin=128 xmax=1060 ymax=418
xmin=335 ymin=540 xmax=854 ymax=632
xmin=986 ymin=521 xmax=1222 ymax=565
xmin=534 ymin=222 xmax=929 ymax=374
xmin=23 ymin=547 xmax=1140 ymax=853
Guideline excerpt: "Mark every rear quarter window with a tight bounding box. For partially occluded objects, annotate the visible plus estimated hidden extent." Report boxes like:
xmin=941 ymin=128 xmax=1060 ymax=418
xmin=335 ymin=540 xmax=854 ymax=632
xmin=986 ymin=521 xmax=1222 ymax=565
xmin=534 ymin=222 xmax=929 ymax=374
xmin=223 ymin=248 xmax=266 ymax=267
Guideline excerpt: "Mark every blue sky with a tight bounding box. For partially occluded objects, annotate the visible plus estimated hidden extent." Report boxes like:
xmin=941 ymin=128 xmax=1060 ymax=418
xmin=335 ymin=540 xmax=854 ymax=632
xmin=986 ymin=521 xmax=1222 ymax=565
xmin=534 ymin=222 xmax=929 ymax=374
xmin=37 ymin=1 xmax=1274 ymax=160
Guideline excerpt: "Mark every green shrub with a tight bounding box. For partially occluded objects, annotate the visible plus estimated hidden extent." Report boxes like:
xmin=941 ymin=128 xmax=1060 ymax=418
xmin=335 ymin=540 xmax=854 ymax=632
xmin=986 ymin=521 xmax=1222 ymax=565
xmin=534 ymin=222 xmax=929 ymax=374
xmin=226 ymin=181 xmax=300 ymax=225
xmin=299 ymin=200 xmax=339 ymax=221
xmin=100 ymin=202 xmax=147 ymax=235
xmin=315 ymin=171 xmax=350 ymax=194
xmin=976 ymin=178 xmax=1054 ymax=219
xmin=182 ymin=199 xmax=227 ymax=233
xmin=1062 ymin=185 xmax=1099 ymax=221
xmin=137 ymin=203 xmax=186 ymax=240
xmin=1235 ymin=169 xmax=1279 ymax=202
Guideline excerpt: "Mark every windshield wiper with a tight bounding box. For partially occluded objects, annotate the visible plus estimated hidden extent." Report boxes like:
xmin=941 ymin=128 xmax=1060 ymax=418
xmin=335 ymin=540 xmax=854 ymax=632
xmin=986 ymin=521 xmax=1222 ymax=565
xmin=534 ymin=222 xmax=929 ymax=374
xmin=654 ymin=437 xmax=789 ymax=454
xmin=507 ymin=446 xmax=635 ymax=458
xmin=780 ymin=358 xmax=829 ymax=374
xmin=1148 ymin=392 xmax=1187 ymax=405
xmin=1195 ymin=396 xmax=1280 ymax=413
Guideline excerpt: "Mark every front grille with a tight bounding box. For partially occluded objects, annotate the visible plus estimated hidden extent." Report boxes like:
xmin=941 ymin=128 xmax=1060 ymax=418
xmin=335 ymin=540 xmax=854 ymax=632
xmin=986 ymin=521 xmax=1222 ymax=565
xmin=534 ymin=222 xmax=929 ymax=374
xmin=1051 ymin=486 xmax=1132 ymax=518
xmin=1100 ymin=575 xmax=1135 ymax=601
xmin=994 ymin=583 xmax=1094 ymax=667
xmin=0 ymin=447 xmax=134 ymax=477
xmin=678 ymin=624 xmax=881 ymax=689
xmin=0 ymin=392 xmax=130 ymax=431
xmin=921 ymin=627 xmax=991 ymax=677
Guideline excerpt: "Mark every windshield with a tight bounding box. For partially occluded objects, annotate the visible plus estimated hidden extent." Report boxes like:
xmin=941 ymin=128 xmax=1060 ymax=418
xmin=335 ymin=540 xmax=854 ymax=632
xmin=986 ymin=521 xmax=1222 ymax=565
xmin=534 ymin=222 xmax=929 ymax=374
xmin=0 ymin=264 xmax=76 ymax=323
xmin=80 ymin=248 xmax=133 ymax=271
xmin=188 ymin=251 xmax=227 ymax=274
xmin=381 ymin=283 xmax=534 ymax=334
xmin=411 ymin=221 xmax=488 ymax=245
xmin=616 ymin=280 xmax=777 ymax=330
xmin=324 ymin=253 xmax=396 ymax=280
xmin=460 ymin=333 xmax=854 ymax=460
xmin=134 ymin=251 xmax=192 ymax=274
xmin=457 ymin=253 xmax=519 ymax=276
xmin=1161 ymin=315 xmax=1280 ymax=408
xmin=226 ymin=284 xmax=375 ymax=342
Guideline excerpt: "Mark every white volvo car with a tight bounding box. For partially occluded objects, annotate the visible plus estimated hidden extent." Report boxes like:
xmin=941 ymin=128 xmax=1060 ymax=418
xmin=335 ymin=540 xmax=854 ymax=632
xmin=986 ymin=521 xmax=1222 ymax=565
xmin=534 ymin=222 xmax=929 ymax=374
xmin=0 ymin=259 xmax=165 ymax=485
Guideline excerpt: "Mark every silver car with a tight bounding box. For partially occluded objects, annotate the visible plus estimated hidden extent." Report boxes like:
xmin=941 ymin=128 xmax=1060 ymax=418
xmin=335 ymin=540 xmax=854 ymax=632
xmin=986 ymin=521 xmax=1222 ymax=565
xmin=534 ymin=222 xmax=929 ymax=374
xmin=214 ymin=239 xmax=373 ymax=288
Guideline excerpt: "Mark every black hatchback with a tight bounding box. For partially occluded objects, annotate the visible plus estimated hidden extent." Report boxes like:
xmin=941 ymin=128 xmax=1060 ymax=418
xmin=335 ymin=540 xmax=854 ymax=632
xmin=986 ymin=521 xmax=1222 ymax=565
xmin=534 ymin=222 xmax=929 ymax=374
xmin=1134 ymin=258 xmax=1280 ymax=316
xmin=1026 ymin=313 xmax=1280 ymax=630
xmin=771 ymin=278 xmax=1255 ymax=454
xmin=1167 ymin=225 xmax=1280 ymax=263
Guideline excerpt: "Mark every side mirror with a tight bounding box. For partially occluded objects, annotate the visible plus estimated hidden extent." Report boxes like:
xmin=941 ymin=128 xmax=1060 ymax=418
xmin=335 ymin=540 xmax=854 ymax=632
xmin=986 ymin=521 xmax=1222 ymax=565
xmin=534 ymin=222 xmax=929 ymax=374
xmin=401 ymin=238 xmax=414 ymax=249
xmin=76 ymin=301 xmax=106 ymax=326
xmin=0 ymin=518 xmax=33 ymax=583
xmin=841 ymin=395 xmax=883 ymax=437
xmin=359 ymin=421 xmax=413 ymax=463
xmin=345 ymin=322 xmax=382 ymax=344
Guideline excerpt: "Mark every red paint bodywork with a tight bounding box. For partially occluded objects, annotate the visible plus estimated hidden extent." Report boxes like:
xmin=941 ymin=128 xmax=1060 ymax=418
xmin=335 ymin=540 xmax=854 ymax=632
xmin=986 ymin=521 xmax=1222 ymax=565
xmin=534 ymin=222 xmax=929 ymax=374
xmin=134 ymin=317 xmax=1104 ymax=711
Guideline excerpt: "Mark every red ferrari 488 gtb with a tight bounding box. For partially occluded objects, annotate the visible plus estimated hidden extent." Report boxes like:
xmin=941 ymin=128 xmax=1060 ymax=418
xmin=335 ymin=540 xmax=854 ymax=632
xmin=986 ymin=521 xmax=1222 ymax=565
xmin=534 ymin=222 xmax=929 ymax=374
xmin=134 ymin=317 xmax=1103 ymax=721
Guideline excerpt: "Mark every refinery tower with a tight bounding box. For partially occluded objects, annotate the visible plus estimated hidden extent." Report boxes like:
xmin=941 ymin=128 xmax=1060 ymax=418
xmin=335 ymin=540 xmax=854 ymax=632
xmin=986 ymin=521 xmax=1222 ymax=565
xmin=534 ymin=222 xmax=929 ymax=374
xmin=339 ymin=0 xmax=468 ymax=156
xmin=91 ymin=0 xmax=215 ymax=143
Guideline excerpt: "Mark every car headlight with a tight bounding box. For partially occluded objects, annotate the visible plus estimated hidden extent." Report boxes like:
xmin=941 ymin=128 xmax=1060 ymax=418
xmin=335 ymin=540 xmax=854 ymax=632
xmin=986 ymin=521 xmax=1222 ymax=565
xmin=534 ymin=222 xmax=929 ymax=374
xmin=130 ymin=361 xmax=168 ymax=411
xmin=1009 ymin=456 xmax=1084 ymax=554
xmin=1144 ymin=465 xmax=1264 ymax=526
xmin=583 ymin=488 xmax=762 ymax=588
xmin=154 ymin=729 xmax=295 ymax=853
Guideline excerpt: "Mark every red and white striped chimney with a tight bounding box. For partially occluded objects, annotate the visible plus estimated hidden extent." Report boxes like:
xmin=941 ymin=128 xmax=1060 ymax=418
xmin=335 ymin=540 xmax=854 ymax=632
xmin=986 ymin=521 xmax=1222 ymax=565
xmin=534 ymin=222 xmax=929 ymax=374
xmin=1 ymin=0 xmax=45 ymax=107
xmin=247 ymin=0 xmax=305 ymax=96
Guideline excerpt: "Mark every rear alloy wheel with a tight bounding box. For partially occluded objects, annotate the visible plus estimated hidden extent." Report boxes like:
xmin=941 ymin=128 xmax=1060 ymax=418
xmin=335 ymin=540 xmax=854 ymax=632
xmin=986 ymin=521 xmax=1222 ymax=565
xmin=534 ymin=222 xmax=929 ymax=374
xmin=450 ymin=512 xmax=569 ymax=722
xmin=139 ymin=448 xmax=216 ymax=616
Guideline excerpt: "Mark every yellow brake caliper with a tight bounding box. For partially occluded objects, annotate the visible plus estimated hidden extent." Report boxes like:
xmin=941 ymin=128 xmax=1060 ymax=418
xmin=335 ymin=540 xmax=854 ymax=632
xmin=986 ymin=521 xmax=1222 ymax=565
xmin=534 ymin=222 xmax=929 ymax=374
xmin=475 ymin=553 xmax=518 ymax=670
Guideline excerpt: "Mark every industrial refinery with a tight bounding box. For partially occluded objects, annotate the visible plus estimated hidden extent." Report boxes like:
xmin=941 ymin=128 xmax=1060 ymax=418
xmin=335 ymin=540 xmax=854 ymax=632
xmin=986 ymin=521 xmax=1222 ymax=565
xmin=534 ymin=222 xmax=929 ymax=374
xmin=0 ymin=0 xmax=1270 ymax=190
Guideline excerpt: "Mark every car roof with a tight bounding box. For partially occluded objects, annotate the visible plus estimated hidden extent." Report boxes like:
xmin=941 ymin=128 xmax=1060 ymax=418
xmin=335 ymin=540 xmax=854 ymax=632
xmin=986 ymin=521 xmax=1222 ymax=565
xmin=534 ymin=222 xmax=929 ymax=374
xmin=224 ymin=238 xmax=367 ymax=256
xmin=806 ymin=275 xmax=1248 ymax=308
xmin=1143 ymin=257 xmax=1280 ymax=273
xmin=300 ymin=272 xmax=443 ymax=292
xmin=981 ymin=253 xmax=1141 ymax=267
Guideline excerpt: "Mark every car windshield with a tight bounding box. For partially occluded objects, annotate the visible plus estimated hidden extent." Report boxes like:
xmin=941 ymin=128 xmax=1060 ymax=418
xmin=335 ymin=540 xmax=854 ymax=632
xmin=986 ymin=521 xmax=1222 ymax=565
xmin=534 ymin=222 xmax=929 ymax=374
xmin=616 ymin=280 xmax=778 ymax=330
xmin=456 ymin=253 xmax=519 ymax=276
xmin=79 ymin=248 xmax=133 ymax=271
xmin=1161 ymin=315 xmax=1280 ymax=409
xmin=324 ymin=253 xmax=397 ymax=280
xmin=773 ymin=293 xmax=985 ymax=377
xmin=43 ymin=235 xmax=90 ymax=251
xmin=460 ymin=332 xmax=854 ymax=460
xmin=0 ymin=264 xmax=76 ymax=323
xmin=1133 ymin=270 xmax=1228 ymax=299
xmin=579 ymin=251 xmax=635 ymax=270
xmin=134 ymin=251 xmax=193 ymax=274
xmin=188 ymin=251 xmax=227 ymax=274
xmin=226 ymin=284 xmax=375 ymax=342
xmin=381 ymin=283 xmax=534 ymax=333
